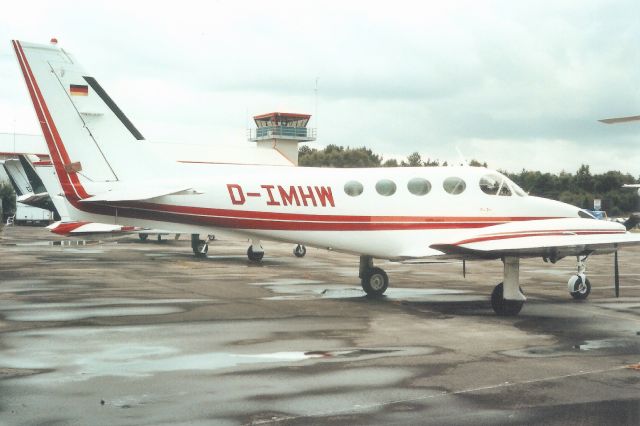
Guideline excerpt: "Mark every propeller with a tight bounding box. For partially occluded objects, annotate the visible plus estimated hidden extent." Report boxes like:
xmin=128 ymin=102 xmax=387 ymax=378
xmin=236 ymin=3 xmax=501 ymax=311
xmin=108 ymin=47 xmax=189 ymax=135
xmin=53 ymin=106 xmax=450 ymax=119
xmin=463 ymin=259 xmax=466 ymax=278
xmin=623 ymin=213 xmax=640 ymax=231
xmin=614 ymin=249 xmax=620 ymax=298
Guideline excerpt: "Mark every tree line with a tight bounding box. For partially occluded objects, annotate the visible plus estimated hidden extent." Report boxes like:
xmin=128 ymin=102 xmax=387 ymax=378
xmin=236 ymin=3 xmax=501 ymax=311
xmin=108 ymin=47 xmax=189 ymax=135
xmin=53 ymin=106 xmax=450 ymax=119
xmin=298 ymin=145 xmax=639 ymax=216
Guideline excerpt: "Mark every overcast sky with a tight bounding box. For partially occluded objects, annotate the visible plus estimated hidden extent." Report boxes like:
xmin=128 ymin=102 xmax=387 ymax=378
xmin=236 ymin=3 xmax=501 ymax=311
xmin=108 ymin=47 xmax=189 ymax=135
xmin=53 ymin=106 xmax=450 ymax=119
xmin=0 ymin=0 xmax=638 ymax=174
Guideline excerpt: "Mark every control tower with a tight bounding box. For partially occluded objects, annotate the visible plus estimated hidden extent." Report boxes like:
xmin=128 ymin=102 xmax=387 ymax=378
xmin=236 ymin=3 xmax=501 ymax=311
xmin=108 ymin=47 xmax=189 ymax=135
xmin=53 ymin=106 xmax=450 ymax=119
xmin=247 ymin=112 xmax=316 ymax=165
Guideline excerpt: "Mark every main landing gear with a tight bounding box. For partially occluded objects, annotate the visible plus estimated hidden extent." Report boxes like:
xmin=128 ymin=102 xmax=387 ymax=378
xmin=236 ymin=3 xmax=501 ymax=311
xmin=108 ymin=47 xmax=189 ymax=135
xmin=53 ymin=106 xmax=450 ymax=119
xmin=191 ymin=233 xmax=209 ymax=258
xmin=359 ymin=255 xmax=389 ymax=297
xmin=247 ymin=239 xmax=264 ymax=262
xmin=490 ymin=256 xmax=526 ymax=316
xmin=293 ymin=244 xmax=307 ymax=258
xmin=567 ymin=255 xmax=591 ymax=300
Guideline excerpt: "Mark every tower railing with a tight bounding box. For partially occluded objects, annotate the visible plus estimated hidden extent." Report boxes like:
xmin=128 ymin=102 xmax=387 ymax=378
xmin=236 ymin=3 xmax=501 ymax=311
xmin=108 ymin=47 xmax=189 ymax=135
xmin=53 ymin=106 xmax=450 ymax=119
xmin=247 ymin=126 xmax=317 ymax=141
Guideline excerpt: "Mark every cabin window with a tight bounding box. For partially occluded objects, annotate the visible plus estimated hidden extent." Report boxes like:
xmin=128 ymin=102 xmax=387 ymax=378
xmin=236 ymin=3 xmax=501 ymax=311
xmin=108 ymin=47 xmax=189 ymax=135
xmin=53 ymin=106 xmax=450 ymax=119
xmin=344 ymin=180 xmax=364 ymax=196
xmin=443 ymin=177 xmax=466 ymax=195
xmin=407 ymin=178 xmax=431 ymax=196
xmin=479 ymin=174 xmax=512 ymax=196
xmin=375 ymin=179 xmax=397 ymax=196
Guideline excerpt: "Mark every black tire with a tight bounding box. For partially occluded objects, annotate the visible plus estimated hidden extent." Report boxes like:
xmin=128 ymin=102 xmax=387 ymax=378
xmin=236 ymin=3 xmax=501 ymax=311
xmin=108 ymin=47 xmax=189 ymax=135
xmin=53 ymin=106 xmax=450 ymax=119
xmin=293 ymin=244 xmax=307 ymax=258
xmin=361 ymin=267 xmax=389 ymax=297
xmin=491 ymin=282 xmax=524 ymax=316
xmin=569 ymin=276 xmax=591 ymax=300
xmin=247 ymin=246 xmax=264 ymax=262
xmin=193 ymin=240 xmax=208 ymax=257
xmin=138 ymin=234 xmax=148 ymax=241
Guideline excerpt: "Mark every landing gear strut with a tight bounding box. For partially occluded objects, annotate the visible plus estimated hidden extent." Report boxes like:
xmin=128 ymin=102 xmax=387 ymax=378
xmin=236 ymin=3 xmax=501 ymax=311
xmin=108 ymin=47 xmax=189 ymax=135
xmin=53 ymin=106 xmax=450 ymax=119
xmin=293 ymin=244 xmax=306 ymax=258
xmin=359 ymin=255 xmax=388 ymax=297
xmin=491 ymin=256 xmax=526 ymax=316
xmin=568 ymin=255 xmax=591 ymax=300
xmin=247 ymin=239 xmax=264 ymax=262
xmin=191 ymin=234 xmax=208 ymax=258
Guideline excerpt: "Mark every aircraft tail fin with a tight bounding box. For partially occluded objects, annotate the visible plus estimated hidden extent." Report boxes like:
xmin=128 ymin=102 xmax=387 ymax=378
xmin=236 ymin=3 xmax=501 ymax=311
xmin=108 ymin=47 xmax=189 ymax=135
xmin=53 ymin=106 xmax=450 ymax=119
xmin=11 ymin=40 xmax=167 ymax=201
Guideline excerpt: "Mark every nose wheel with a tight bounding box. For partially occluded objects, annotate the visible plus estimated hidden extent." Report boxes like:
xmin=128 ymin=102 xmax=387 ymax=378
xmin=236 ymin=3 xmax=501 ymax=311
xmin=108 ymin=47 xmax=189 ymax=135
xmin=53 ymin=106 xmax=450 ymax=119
xmin=568 ymin=275 xmax=591 ymax=300
xmin=568 ymin=256 xmax=591 ymax=300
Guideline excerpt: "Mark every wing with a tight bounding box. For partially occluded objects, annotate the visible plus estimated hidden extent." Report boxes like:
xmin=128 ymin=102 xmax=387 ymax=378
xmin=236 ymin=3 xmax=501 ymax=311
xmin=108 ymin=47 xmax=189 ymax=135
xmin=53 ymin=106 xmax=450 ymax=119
xmin=429 ymin=218 xmax=640 ymax=259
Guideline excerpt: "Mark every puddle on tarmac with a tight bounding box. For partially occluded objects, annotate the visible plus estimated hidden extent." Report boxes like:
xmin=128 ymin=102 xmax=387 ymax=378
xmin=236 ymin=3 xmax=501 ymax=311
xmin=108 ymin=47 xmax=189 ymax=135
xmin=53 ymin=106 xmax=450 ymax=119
xmin=575 ymin=338 xmax=638 ymax=351
xmin=0 ymin=297 xmax=213 ymax=321
xmin=253 ymin=279 xmax=469 ymax=301
xmin=503 ymin=338 xmax=640 ymax=358
xmin=0 ymin=324 xmax=435 ymax=383
xmin=3 ymin=306 xmax=183 ymax=322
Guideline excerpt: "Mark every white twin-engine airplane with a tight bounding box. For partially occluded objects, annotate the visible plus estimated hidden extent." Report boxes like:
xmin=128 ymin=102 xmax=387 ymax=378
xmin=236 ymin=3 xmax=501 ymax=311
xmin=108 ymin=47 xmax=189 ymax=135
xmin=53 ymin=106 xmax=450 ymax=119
xmin=12 ymin=39 xmax=640 ymax=316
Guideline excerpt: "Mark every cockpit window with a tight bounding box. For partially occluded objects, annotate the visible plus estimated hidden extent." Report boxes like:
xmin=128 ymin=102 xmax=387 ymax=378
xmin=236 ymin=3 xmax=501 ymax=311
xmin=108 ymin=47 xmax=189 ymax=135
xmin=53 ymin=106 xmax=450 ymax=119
xmin=579 ymin=210 xmax=596 ymax=219
xmin=509 ymin=179 xmax=527 ymax=197
xmin=480 ymin=174 xmax=512 ymax=196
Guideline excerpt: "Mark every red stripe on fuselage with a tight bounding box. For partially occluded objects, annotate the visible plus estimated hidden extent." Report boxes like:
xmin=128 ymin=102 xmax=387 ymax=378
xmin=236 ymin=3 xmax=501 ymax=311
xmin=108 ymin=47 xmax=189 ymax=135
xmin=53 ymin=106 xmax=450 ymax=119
xmin=88 ymin=201 xmax=561 ymax=231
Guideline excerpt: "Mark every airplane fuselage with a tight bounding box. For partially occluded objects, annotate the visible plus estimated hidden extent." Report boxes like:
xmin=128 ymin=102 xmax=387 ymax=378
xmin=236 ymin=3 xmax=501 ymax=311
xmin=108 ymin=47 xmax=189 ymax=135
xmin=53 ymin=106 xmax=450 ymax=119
xmin=57 ymin=164 xmax=583 ymax=259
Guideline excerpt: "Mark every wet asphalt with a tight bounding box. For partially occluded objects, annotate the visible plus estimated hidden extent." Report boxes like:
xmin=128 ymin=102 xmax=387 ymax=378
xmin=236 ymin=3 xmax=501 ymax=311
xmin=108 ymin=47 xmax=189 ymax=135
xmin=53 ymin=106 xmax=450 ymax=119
xmin=0 ymin=225 xmax=639 ymax=425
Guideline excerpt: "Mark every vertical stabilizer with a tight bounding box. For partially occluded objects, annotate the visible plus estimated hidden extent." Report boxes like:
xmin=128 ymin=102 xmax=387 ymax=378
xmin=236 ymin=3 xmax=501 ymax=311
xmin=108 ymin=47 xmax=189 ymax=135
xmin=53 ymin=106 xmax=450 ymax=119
xmin=12 ymin=40 xmax=164 ymax=201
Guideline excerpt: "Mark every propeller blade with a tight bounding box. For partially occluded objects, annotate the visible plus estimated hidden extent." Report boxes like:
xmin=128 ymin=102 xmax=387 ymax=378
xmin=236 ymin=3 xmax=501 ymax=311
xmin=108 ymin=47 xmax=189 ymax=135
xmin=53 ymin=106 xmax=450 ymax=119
xmin=614 ymin=250 xmax=620 ymax=298
xmin=463 ymin=259 xmax=466 ymax=278
xmin=623 ymin=213 xmax=640 ymax=231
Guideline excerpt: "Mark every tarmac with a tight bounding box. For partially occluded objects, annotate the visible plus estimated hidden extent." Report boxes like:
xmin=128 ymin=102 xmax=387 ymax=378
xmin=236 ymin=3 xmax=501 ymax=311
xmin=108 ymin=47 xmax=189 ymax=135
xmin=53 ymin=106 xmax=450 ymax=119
xmin=0 ymin=225 xmax=639 ymax=425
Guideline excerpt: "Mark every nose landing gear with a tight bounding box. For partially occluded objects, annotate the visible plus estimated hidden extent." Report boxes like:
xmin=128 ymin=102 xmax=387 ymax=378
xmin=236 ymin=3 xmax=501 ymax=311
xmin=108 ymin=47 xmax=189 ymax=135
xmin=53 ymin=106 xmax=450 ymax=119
xmin=568 ymin=255 xmax=591 ymax=300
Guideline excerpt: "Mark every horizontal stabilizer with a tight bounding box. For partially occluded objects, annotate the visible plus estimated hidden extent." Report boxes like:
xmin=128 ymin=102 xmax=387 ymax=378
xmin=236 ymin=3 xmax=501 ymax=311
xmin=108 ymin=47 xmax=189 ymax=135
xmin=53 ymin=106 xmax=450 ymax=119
xmin=48 ymin=221 xmax=138 ymax=236
xmin=17 ymin=192 xmax=50 ymax=206
xmin=80 ymin=187 xmax=199 ymax=203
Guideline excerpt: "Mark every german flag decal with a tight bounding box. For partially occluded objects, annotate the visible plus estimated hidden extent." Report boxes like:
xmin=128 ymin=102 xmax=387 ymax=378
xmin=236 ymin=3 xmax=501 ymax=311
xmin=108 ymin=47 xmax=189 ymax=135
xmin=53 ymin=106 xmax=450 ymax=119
xmin=70 ymin=84 xmax=89 ymax=96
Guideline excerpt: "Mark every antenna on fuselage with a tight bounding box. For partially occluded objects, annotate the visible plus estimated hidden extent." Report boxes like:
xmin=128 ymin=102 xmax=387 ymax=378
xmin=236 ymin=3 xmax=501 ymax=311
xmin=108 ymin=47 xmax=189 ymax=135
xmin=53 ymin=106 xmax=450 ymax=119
xmin=455 ymin=146 xmax=469 ymax=167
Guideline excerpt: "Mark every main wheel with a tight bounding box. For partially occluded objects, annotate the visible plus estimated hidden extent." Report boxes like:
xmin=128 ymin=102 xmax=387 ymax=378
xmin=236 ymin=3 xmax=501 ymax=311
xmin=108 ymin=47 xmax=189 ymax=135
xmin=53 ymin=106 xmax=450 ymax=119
xmin=138 ymin=234 xmax=149 ymax=241
xmin=361 ymin=267 xmax=389 ymax=297
xmin=193 ymin=240 xmax=208 ymax=257
xmin=293 ymin=244 xmax=307 ymax=258
xmin=247 ymin=246 xmax=264 ymax=262
xmin=568 ymin=275 xmax=591 ymax=300
xmin=491 ymin=282 xmax=524 ymax=316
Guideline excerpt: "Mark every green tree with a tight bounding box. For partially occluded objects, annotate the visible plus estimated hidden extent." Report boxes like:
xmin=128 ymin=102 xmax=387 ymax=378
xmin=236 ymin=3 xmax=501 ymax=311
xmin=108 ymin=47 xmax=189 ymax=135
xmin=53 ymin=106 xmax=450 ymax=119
xmin=401 ymin=152 xmax=424 ymax=167
xmin=298 ymin=145 xmax=382 ymax=168
xmin=0 ymin=182 xmax=16 ymax=216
